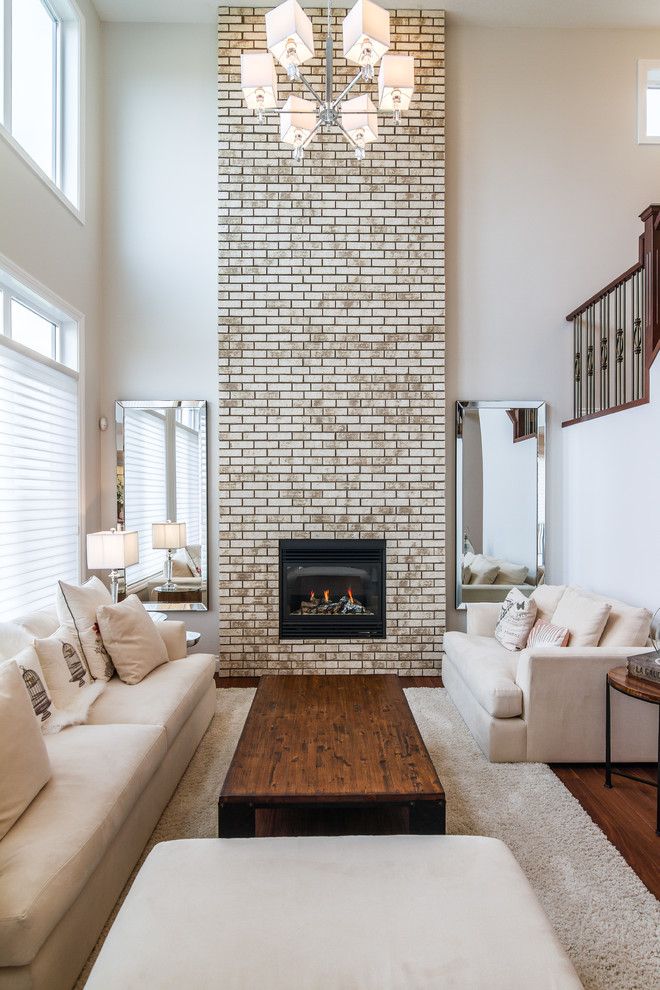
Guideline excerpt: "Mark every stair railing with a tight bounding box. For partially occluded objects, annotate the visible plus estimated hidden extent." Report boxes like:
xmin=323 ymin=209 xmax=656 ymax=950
xmin=564 ymin=205 xmax=660 ymax=426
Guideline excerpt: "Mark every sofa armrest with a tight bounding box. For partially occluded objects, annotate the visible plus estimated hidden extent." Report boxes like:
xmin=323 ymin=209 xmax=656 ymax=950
xmin=515 ymin=646 xmax=654 ymax=762
xmin=466 ymin=603 xmax=501 ymax=638
xmin=157 ymin=621 xmax=187 ymax=661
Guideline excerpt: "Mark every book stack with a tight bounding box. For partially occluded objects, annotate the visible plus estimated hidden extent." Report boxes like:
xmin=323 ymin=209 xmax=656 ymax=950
xmin=627 ymin=649 xmax=660 ymax=685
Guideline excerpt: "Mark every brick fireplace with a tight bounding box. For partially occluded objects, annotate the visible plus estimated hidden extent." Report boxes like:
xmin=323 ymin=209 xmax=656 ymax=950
xmin=218 ymin=8 xmax=446 ymax=675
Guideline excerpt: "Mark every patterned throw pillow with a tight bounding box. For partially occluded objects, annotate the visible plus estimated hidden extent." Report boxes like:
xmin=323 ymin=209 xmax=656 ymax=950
xmin=527 ymin=619 xmax=570 ymax=648
xmin=495 ymin=588 xmax=538 ymax=651
xmin=15 ymin=644 xmax=102 ymax=734
xmin=56 ymin=577 xmax=115 ymax=680
xmin=33 ymin=627 xmax=105 ymax=713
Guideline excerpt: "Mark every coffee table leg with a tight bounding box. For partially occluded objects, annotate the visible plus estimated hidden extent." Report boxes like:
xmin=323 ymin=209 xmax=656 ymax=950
xmin=218 ymin=802 xmax=256 ymax=838
xmin=409 ymin=799 xmax=445 ymax=835
xmin=605 ymin=678 xmax=612 ymax=789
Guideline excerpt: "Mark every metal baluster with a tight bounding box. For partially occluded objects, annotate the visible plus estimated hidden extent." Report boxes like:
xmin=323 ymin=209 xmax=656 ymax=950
xmin=573 ymin=314 xmax=582 ymax=419
xmin=632 ymin=269 xmax=643 ymax=401
xmin=586 ymin=303 xmax=595 ymax=414
xmin=615 ymin=284 xmax=624 ymax=406
xmin=599 ymin=295 xmax=609 ymax=411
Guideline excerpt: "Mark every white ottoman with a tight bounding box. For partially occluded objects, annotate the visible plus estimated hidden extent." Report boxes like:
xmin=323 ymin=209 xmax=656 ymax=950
xmin=86 ymin=835 xmax=582 ymax=989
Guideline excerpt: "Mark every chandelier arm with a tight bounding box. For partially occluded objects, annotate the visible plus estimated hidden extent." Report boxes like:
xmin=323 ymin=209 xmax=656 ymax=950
xmin=302 ymin=119 xmax=323 ymax=149
xmin=337 ymin=122 xmax=358 ymax=149
xmin=332 ymin=69 xmax=363 ymax=110
xmin=297 ymin=71 xmax=324 ymax=106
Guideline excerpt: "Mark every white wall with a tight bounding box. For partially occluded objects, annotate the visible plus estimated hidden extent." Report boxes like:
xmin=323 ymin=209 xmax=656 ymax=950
xmin=0 ymin=0 xmax=103 ymax=544
xmin=100 ymin=23 xmax=218 ymax=647
xmin=447 ymin=24 xmax=660 ymax=628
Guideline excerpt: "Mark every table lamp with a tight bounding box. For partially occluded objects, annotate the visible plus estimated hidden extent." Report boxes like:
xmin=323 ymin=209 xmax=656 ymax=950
xmin=152 ymin=521 xmax=187 ymax=591
xmin=86 ymin=527 xmax=140 ymax=603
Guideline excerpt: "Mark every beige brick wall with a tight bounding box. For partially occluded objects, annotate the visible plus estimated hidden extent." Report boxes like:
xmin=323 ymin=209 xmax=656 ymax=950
xmin=218 ymin=8 xmax=445 ymax=674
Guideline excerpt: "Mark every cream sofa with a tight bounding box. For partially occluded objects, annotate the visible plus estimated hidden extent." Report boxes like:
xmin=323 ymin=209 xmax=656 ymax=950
xmin=444 ymin=588 xmax=657 ymax=763
xmin=0 ymin=608 xmax=216 ymax=990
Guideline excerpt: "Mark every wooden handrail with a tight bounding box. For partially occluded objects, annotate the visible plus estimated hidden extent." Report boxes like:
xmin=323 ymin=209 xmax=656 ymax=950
xmin=563 ymin=204 xmax=660 ymax=427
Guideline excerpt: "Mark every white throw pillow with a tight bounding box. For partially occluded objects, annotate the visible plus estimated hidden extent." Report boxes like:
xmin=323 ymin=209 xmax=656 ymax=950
xmin=16 ymin=643 xmax=102 ymax=733
xmin=526 ymin=619 xmax=570 ymax=648
xmin=493 ymin=561 xmax=529 ymax=585
xmin=551 ymin=587 xmax=612 ymax=647
xmin=0 ymin=660 xmax=51 ymax=839
xmin=171 ymin=549 xmax=195 ymax=578
xmin=573 ymin=591 xmax=652 ymax=648
xmin=56 ymin=577 xmax=114 ymax=680
xmin=468 ymin=554 xmax=499 ymax=586
xmin=96 ymin=595 xmax=169 ymax=685
xmin=495 ymin=588 xmax=538 ymax=651
xmin=530 ymin=584 xmax=566 ymax=624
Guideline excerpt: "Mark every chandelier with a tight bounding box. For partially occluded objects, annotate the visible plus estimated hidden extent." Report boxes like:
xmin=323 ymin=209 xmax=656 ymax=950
xmin=239 ymin=0 xmax=415 ymax=162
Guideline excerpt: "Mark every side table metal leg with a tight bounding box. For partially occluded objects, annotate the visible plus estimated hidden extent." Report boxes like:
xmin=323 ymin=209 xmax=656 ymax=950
xmin=605 ymin=679 xmax=612 ymax=789
xmin=656 ymin=714 xmax=660 ymax=836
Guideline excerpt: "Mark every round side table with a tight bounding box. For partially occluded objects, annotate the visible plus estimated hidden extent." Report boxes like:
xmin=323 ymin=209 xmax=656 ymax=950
xmin=605 ymin=666 xmax=660 ymax=836
xmin=186 ymin=630 xmax=201 ymax=652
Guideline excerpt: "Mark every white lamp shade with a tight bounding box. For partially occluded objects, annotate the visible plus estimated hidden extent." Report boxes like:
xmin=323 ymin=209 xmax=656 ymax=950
xmin=341 ymin=94 xmax=379 ymax=143
xmin=241 ymin=53 xmax=278 ymax=110
xmin=152 ymin=522 xmax=187 ymax=550
xmin=378 ymin=54 xmax=414 ymax=111
xmin=342 ymin=0 xmax=390 ymax=67
xmin=87 ymin=530 xmax=139 ymax=570
xmin=280 ymin=95 xmax=317 ymax=145
xmin=266 ymin=0 xmax=315 ymax=69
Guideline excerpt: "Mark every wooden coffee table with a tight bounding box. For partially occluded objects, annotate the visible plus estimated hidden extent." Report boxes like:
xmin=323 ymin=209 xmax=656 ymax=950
xmin=218 ymin=675 xmax=445 ymax=838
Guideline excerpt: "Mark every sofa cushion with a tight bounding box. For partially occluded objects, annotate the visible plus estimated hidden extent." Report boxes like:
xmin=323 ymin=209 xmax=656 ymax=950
xmin=0 ymin=723 xmax=166 ymax=966
xmin=57 ymin=578 xmax=115 ymax=681
xmin=86 ymin=654 xmax=215 ymax=747
xmin=0 ymin=661 xmax=51 ymax=841
xmin=570 ymin=589 xmax=652 ymax=648
xmin=494 ymin=589 xmax=537 ymax=651
xmin=468 ymin=554 xmax=499 ymax=585
xmin=530 ymin=585 xmax=566 ymax=624
xmin=96 ymin=595 xmax=169 ymax=685
xmin=443 ymin=632 xmax=522 ymax=718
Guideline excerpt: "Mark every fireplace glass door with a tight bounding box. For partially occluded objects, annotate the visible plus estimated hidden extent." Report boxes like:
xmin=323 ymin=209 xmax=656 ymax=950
xmin=279 ymin=540 xmax=386 ymax=640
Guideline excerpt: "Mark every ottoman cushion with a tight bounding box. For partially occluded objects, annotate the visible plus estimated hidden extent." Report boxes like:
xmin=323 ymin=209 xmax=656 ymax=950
xmin=86 ymin=835 xmax=582 ymax=989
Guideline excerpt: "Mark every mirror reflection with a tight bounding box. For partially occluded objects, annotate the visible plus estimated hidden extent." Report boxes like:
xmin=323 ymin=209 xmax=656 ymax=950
xmin=116 ymin=400 xmax=208 ymax=611
xmin=456 ymin=401 xmax=545 ymax=609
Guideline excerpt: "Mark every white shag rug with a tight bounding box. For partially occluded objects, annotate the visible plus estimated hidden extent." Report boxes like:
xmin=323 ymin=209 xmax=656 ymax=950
xmin=79 ymin=688 xmax=659 ymax=989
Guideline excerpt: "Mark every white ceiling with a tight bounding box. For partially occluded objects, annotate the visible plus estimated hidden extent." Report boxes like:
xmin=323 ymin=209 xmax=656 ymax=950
xmin=91 ymin=1 xmax=660 ymax=29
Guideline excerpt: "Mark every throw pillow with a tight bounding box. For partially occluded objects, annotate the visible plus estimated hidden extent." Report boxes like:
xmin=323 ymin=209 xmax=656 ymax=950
xmin=574 ymin=591 xmax=652 ymax=649
xmin=468 ymin=554 xmax=500 ymax=586
xmin=56 ymin=577 xmax=114 ymax=680
xmin=171 ymin=549 xmax=195 ymax=578
xmin=526 ymin=619 xmax=570 ymax=648
xmin=33 ymin=627 xmax=105 ymax=713
xmin=495 ymin=588 xmax=538 ymax=651
xmin=530 ymin=584 xmax=566 ymax=624
xmin=493 ymin=561 xmax=529 ymax=585
xmin=0 ymin=660 xmax=51 ymax=839
xmin=551 ymin=587 xmax=612 ymax=647
xmin=96 ymin=595 xmax=169 ymax=685
xmin=16 ymin=644 xmax=102 ymax=734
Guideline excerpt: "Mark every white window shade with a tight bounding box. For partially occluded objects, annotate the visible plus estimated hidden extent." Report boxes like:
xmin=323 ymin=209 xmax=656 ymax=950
xmin=124 ymin=410 xmax=167 ymax=586
xmin=175 ymin=421 xmax=201 ymax=547
xmin=0 ymin=340 xmax=79 ymax=619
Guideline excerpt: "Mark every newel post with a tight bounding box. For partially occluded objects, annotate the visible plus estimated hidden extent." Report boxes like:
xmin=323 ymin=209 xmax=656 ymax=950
xmin=640 ymin=204 xmax=660 ymax=373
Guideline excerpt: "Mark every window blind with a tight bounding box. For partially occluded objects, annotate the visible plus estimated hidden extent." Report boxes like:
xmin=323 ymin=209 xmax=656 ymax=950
xmin=0 ymin=340 xmax=79 ymax=620
xmin=124 ymin=409 xmax=167 ymax=586
xmin=175 ymin=421 xmax=201 ymax=547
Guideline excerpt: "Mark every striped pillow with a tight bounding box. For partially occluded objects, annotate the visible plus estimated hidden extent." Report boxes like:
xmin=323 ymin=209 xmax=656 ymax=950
xmin=527 ymin=619 xmax=570 ymax=648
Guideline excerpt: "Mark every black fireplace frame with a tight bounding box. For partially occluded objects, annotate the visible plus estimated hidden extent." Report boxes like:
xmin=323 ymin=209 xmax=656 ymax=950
xmin=279 ymin=539 xmax=386 ymax=641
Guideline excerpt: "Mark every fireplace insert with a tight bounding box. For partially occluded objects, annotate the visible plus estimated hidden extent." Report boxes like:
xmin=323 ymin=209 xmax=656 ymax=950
xmin=279 ymin=539 xmax=386 ymax=640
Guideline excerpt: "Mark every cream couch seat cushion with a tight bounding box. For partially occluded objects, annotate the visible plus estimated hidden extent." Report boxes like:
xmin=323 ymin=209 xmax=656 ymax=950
xmin=87 ymin=654 xmax=216 ymax=748
xmin=443 ymin=632 xmax=522 ymax=717
xmin=0 ymin=723 xmax=166 ymax=967
xmin=86 ymin=836 xmax=582 ymax=990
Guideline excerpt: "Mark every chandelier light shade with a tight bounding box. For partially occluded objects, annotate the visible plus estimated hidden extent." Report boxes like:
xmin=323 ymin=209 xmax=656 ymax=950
xmin=266 ymin=0 xmax=315 ymax=77
xmin=378 ymin=54 xmax=415 ymax=122
xmin=342 ymin=0 xmax=390 ymax=74
xmin=240 ymin=53 xmax=279 ymax=120
xmin=341 ymin=94 xmax=378 ymax=159
xmin=240 ymin=0 xmax=413 ymax=162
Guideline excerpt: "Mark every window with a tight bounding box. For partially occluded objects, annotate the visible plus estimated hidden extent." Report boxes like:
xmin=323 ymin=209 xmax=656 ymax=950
xmin=124 ymin=409 xmax=168 ymax=587
xmin=637 ymin=60 xmax=660 ymax=145
xmin=0 ymin=0 xmax=82 ymax=210
xmin=0 ymin=266 xmax=80 ymax=620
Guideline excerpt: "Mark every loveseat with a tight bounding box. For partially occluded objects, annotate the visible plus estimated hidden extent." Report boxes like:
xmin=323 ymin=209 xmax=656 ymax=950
xmin=0 ymin=607 xmax=216 ymax=990
xmin=444 ymin=585 xmax=658 ymax=762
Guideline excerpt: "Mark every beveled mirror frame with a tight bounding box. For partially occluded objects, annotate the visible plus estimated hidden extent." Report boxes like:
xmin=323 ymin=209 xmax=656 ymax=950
xmin=455 ymin=400 xmax=546 ymax=611
xmin=116 ymin=400 xmax=208 ymax=612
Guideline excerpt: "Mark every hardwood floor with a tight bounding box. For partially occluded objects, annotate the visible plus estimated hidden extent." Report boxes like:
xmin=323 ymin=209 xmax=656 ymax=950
xmin=216 ymin=674 xmax=658 ymax=896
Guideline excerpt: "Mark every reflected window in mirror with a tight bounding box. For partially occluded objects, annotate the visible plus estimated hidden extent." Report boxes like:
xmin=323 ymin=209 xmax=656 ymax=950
xmin=116 ymin=401 xmax=208 ymax=611
xmin=456 ymin=401 xmax=546 ymax=610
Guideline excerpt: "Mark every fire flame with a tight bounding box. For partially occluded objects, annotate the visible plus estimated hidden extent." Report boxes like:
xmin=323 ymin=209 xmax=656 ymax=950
xmin=323 ymin=589 xmax=330 ymax=603
xmin=347 ymin=587 xmax=354 ymax=604
xmin=309 ymin=590 xmax=315 ymax=601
